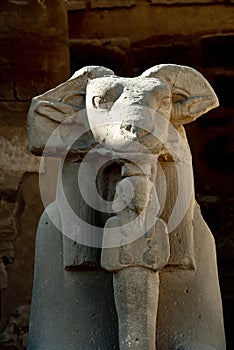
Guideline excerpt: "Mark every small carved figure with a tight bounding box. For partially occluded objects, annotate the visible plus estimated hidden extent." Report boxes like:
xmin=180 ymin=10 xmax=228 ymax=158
xmin=101 ymin=176 xmax=169 ymax=349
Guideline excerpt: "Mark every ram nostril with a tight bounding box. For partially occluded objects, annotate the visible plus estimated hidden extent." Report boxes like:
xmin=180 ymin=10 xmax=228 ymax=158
xmin=125 ymin=125 xmax=133 ymax=132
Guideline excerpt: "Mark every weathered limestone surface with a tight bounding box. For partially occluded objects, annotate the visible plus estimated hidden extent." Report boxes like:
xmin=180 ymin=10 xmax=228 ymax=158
xmin=0 ymin=305 xmax=30 ymax=350
xmin=28 ymin=65 xmax=226 ymax=349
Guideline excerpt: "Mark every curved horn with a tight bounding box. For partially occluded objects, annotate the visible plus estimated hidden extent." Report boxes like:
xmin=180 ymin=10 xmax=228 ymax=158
xmin=141 ymin=64 xmax=219 ymax=125
xmin=28 ymin=66 xmax=114 ymax=156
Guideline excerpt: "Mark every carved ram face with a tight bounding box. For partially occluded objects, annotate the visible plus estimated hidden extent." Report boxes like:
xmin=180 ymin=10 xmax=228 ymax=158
xmin=28 ymin=64 xmax=218 ymax=158
xmin=86 ymin=76 xmax=171 ymax=153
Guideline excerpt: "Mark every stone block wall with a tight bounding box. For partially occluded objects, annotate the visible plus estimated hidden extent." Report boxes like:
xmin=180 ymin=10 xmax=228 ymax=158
xmin=0 ymin=0 xmax=233 ymax=348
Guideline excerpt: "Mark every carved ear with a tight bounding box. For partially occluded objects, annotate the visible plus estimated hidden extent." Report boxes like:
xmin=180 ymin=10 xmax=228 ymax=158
xmin=28 ymin=66 xmax=114 ymax=157
xmin=141 ymin=64 xmax=219 ymax=126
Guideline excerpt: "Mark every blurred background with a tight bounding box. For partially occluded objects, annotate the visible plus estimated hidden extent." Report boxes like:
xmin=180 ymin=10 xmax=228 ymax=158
xmin=0 ymin=0 xmax=233 ymax=348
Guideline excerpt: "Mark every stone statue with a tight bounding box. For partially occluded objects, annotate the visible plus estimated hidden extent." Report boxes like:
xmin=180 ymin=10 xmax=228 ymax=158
xmin=27 ymin=65 xmax=226 ymax=350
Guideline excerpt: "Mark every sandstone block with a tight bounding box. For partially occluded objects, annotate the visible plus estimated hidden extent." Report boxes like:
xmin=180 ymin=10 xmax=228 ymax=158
xmin=65 ymin=0 xmax=86 ymax=10
xmin=0 ymin=124 xmax=40 ymax=191
xmin=0 ymin=0 xmax=70 ymax=100
xmin=90 ymin=0 xmax=136 ymax=8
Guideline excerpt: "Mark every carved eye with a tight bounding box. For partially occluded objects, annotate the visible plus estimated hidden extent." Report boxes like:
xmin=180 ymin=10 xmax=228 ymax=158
xmin=92 ymin=96 xmax=109 ymax=110
xmin=159 ymin=97 xmax=171 ymax=110
xmin=92 ymin=83 xmax=124 ymax=111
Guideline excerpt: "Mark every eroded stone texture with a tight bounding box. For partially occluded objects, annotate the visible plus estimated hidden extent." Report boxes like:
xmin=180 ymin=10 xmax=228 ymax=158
xmin=27 ymin=65 xmax=226 ymax=350
xmin=0 ymin=305 xmax=30 ymax=350
xmin=0 ymin=124 xmax=40 ymax=191
xmin=0 ymin=201 xmax=16 ymax=291
xmin=0 ymin=173 xmax=43 ymax=343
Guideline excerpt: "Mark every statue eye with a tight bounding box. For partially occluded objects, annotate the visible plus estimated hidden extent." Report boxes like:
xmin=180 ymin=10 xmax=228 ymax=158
xmin=92 ymin=96 xmax=110 ymax=110
xmin=92 ymin=83 xmax=124 ymax=110
xmin=159 ymin=97 xmax=171 ymax=110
